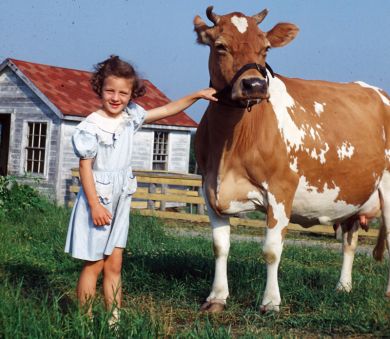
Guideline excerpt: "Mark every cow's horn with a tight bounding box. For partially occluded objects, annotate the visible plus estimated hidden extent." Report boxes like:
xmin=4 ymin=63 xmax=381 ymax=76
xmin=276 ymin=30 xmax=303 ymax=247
xmin=206 ymin=6 xmax=220 ymax=25
xmin=252 ymin=8 xmax=269 ymax=25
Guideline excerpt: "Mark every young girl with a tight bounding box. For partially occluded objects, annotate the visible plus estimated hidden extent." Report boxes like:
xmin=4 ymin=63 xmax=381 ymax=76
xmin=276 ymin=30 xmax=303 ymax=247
xmin=64 ymin=55 xmax=216 ymax=322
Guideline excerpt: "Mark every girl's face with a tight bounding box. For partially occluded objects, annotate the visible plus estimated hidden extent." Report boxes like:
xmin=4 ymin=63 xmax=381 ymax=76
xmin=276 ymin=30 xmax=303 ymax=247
xmin=101 ymin=75 xmax=133 ymax=118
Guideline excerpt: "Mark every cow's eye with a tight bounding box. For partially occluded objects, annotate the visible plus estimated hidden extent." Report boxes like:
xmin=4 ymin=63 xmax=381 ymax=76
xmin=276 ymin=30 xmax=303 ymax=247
xmin=215 ymin=43 xmax=228 ymax=53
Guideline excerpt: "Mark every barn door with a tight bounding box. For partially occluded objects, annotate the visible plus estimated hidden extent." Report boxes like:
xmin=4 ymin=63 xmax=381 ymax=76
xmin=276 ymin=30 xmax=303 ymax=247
xmin=0 ymin=114 xmax=11 ymax=176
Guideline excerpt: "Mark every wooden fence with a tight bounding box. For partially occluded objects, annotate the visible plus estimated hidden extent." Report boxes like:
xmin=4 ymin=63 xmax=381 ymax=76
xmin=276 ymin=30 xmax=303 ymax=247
xmin=69 ymin=169 xmax=379 ymax=238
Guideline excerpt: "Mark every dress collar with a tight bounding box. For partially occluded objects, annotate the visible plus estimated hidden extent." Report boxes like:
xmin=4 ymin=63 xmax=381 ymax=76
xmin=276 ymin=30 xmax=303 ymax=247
xmin=87 ymin=111 xmax=124 ymax=134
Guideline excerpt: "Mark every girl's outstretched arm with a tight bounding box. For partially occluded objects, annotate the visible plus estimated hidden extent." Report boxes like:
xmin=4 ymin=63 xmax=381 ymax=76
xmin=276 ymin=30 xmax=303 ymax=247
xmin=145 ymin=87 xmax=217 ymax=124
xmin=79 ymin=159 xmax=112 ymax=226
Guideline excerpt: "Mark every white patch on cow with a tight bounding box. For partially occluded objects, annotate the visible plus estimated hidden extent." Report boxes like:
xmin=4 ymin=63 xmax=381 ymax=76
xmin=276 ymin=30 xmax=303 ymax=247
xmin=314 ymin=102 xmax=326 ymax=116
xmin=289 ymin=157 xmax=298 ymax=172
xmin=355 ymin=81 xmax=390 ymax=106
xmin=308 ymin=143 xmax=329 ymax=164
xmin=231 ymin=16 xmax=248 ymax=34
xmin=318 ymin=216 xmax=331 ymax=225
xmin=292 ymin=176 xmax=358 ymax=224
xmin=268 ymin=76 xmax=306 ymax=152
xmin=224 ymin=200 xmax=257 ymax=214
xmin=216 ymin=175 xmax=221 ymax=193
xmin=267 ymin=191 xmax=289 ymax=229
xmin=359 ymin=189 xmax=380 ymax=215
xmin=216 ymin=175 xmax=222 ymax=206
xmin=309 ymin=128 xmax=316 ymax=140
xmin=385 ymin=149 xmax=390 ymax=162
xmin=337 ymin=142 xmax=355 ymax=160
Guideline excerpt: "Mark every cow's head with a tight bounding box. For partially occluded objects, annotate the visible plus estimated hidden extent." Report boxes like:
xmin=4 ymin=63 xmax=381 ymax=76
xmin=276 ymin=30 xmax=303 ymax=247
xmin=194 ymin=6 xmax=299 ymax=107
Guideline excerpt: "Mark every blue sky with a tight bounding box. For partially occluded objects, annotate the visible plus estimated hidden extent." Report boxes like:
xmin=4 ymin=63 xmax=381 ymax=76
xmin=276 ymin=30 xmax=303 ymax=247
xmin=0 ymin=0 xmax=389 ymax=122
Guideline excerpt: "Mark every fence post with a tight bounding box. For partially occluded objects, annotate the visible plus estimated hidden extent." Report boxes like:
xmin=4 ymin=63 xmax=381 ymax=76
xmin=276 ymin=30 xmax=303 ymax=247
xmin=69 ymin=168 xmax=80 ymax=206
xmin=198 ymin=186 xmax=205 ymax=215
xmin=160 ymin=184 xmax=167 ymax=211
xmin=147 ymin=183 xmax=156 ymax=209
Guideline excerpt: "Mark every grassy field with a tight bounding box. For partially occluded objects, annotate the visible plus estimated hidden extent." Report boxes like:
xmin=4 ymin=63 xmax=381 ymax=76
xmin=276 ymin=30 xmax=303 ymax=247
xmin=0 ymin=182 xmax=389 ymax=338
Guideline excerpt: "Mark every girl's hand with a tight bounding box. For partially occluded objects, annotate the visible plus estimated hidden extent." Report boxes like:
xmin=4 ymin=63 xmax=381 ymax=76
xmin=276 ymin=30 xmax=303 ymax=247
xmin=196 ymin=87 xmax=218 ymax=102
xmin=90 ymin=203 xmax=112 ymax=226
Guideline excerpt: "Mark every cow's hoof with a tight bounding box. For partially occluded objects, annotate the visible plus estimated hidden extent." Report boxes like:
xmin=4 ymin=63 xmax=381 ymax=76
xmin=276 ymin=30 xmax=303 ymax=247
xmin=260 ymin=303 xmax=280 ymax=313
xmin=336 ymin=282 xmax=352 ymax=293
xmin=200 ymin=301 xmax=225 ymax=313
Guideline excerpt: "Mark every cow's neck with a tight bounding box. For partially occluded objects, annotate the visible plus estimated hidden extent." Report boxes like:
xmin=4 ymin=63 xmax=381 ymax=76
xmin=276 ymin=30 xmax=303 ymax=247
xmin=206 ymin=101 xmax=273 ymax=156
xmin=199 ymin=102 xmax=285 ymax=211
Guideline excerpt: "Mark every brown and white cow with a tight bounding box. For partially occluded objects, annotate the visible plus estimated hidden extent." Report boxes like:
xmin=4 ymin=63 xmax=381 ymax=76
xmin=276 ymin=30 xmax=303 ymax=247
xmin=194 ymin=6 xmax=390 ymax=313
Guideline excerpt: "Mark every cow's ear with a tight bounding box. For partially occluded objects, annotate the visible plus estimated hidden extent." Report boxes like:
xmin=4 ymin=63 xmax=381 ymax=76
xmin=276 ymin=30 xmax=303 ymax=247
xmin=266 ymin=23 xmax=299 ymax=48
xmin=194 ymin=15 xmax=212 ymax=45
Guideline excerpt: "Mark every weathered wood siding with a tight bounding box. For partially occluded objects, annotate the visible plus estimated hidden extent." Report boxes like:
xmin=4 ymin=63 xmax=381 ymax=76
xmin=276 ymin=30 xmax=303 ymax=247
xmin=132 ymin=128 xmax=191 ymax=173
xmin=168 ymin=131 xmax=190 ymax=173
xmin=132 ymin=129 xmax=154 ymax=170
xmin=57 ymin=120 xmax=79 ymax=204
xmin=0 ymin=67 xmax=61 ymax=199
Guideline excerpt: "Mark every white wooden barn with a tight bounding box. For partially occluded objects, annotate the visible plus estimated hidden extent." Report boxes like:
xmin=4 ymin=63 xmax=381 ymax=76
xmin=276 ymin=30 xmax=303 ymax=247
xmin=0 ymin=58 xmax=197 ymax=205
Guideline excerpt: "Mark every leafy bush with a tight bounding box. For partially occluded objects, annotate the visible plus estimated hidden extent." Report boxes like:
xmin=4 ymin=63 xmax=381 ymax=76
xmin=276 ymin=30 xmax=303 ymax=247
xmin=0 ymin=176 xmax=49 ymax=220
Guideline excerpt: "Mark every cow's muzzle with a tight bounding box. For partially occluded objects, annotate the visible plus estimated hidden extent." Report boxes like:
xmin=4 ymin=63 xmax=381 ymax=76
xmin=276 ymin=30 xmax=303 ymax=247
xmin=211 ymin=63 xmax=274 ymax=111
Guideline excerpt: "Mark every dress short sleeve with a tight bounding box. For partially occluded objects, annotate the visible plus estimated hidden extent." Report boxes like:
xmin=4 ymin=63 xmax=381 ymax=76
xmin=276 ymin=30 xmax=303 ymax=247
xmin=126 ymin=102 xmax=146 ymax=133
xmin=72 ymin=122 xmax=98 ymax=159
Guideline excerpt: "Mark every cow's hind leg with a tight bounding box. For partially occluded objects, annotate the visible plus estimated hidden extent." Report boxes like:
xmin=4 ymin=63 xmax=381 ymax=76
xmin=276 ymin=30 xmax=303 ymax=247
xmin=336 ymin=220 xmax=359 ymax=292
xmin=200 ymin=193 xmax=230 ymax=313
xmin=375 ymin=171 xmax=390 ymax=297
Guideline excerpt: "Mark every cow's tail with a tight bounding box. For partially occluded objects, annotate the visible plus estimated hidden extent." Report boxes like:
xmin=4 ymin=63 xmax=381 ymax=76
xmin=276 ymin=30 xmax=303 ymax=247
xmin=373 ymin=219 xmax=387 ymax=261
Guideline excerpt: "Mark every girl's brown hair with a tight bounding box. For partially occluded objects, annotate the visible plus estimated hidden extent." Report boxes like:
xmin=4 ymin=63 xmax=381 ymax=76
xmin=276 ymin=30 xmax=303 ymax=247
xmin=90 ymin=55 xmax=146 ymax=99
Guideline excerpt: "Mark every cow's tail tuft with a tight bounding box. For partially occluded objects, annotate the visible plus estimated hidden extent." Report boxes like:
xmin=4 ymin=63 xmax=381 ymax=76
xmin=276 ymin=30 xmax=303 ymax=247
xmin=373 ymin=218 xmax=387 ymax=261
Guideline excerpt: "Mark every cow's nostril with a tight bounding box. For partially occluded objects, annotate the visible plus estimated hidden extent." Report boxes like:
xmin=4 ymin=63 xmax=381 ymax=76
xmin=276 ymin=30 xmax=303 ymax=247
xmin=242 ymin=78 xmax=254 ymax=90
xmin=241 ymin=78 xmax=266 ymax=91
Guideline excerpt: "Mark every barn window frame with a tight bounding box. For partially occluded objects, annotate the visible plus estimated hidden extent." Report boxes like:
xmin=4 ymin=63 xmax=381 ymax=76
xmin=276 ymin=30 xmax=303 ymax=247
xmin=152 ymin=130 xmax=169 ymax=170
xmin=23 ymin=121 xmax=49 ymax=176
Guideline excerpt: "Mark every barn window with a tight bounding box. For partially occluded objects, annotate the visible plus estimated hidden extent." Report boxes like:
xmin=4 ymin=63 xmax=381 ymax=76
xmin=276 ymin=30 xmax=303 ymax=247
xmin=25 ymin=122 xmax=47 ymax=174
xmin=152 ymin=131 xmax=169 ymax=170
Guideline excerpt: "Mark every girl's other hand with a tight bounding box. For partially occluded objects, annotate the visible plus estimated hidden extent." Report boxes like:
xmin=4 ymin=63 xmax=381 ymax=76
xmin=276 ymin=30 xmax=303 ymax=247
xmin=91 ymin=203 xmax=112 ymax=226
xmin=197 ymin=87 xmax=218 ymax=102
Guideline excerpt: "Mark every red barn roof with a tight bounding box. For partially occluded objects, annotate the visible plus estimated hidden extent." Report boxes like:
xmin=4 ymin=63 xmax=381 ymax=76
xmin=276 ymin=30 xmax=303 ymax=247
xmin=6 ymin=58 xmax=197 ymax=128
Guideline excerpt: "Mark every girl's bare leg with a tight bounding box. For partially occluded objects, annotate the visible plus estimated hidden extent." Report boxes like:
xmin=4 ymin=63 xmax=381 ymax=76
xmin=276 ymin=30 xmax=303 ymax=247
xmin=103 ymin=247 xmax=123 ymax=323
xmin=77 ymin=259 xmax=105 ymax=316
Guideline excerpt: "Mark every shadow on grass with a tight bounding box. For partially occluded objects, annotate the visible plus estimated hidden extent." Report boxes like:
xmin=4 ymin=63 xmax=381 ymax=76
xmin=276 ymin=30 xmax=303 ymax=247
xmin=1 ymin=262 xmax=78 ymax=314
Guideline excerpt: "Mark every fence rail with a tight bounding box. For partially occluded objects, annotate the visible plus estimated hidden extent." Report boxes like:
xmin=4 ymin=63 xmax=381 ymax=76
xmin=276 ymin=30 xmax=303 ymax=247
xmin=69 ymin=169 xmax=378 ymax=238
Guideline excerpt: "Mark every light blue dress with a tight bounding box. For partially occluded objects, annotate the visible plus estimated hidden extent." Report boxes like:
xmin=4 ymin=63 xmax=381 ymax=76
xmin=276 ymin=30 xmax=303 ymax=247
xmin=65 ymin=103 xmax=146 ymax=261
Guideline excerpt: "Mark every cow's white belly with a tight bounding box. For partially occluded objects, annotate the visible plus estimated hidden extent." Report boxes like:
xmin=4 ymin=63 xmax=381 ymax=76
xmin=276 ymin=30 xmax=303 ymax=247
xmin=218 ymin=175 xmax=380 ymax=226
xmin=291 ymin=176 xmax=379 ymax=226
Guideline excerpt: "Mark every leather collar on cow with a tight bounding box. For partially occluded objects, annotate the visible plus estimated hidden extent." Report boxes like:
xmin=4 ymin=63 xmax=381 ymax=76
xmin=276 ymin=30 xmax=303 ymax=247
xmin=211 ymin=63 xmax=275 ymax=112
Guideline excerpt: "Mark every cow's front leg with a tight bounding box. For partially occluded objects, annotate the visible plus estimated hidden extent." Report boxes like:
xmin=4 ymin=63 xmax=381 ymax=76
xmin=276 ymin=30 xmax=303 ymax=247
xmin=336 ymin=220 xmax=359 ymax=292
xmin=201 ymin=192 xmax=230 ymax=313
xmin=261 ymin=186 xmax=293 ymax=313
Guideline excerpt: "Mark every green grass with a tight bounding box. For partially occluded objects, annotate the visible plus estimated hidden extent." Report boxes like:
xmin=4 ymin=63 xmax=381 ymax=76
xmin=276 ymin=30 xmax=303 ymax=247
xmin=0 ymin=188 xmax=389 ymax=337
